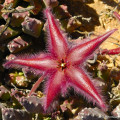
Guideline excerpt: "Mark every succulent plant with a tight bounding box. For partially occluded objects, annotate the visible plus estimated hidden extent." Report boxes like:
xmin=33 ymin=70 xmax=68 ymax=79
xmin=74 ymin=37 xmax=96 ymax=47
xmin=0 ymin=25 xmax=21 ymax=41
xmin=6 ymin=54 xmax=16 ymax=61
xmin=20 ymin=96 xmax=44 ymax=113
xmin=77 ymin=107 xmax=108 ymax=120
xmin=7 ymin=36 xmax=31 ymax=53
xmin=22 ymin=17 xmax=43 ymax=38
xmin=2 ymin=6 xmax=30 ymax=27
xmin=2 ymin=108 xmax=32 ymax=120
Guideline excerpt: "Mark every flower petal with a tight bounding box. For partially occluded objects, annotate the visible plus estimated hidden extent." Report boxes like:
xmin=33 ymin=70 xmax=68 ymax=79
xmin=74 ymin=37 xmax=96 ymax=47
xmin=65 ymin=66 xmax=107 ymax=111
xmin=113 ymin=11 xmax=120 ymax=21
xmin=67 ymin=29 xmax=117 ymax=65
xmin=28 ymin=75 xmax=45 ymax=96
xmin=4 ymin=53 xmax=57 ymax=73
xmin=44 ymin=70 xmax=66 ymax=111
xmin=45 ymin=9 xmax=68 ymax=59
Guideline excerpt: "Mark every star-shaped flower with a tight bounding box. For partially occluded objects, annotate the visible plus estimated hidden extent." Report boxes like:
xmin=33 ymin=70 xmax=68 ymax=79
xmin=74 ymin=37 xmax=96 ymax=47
xmin=4 ymin=8 xmax=117 ymax=112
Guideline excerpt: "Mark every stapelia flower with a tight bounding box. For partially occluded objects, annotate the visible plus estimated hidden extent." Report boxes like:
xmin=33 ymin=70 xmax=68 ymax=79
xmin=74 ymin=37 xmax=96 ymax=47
xmin=4 ymin=9 xmax=117 ymax=112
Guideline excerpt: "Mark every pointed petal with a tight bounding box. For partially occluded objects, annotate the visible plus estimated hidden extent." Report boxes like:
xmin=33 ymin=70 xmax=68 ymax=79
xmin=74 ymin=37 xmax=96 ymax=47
xmin=67 ymin=29 xmax=117 ymax=65
xmin=28 ymin=75 xmax=44 ymax=96
xmin=101 ymin=48 xmax=120 ymax=55
xmin=45 ymin=9 xmax=68 ymax=59
xmin=4 ymin=53 xmax=57 ymax=72
xmin=44 ymin=70 xmax=66 ymax=111
xmin=65 ymin=66 xmax=107 ymax=111
xmin=113 ymin=11 xmax=120 ymax=21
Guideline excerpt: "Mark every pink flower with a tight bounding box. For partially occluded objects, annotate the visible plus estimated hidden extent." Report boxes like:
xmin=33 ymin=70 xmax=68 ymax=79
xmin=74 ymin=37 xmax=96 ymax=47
xmin=4 ymin=8 xmax=117 ymax=112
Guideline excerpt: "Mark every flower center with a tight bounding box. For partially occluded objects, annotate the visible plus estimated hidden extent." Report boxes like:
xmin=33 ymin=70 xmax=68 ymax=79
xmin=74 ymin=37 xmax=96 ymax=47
xmin=58 ymin=59 xmax=67 ymax=70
